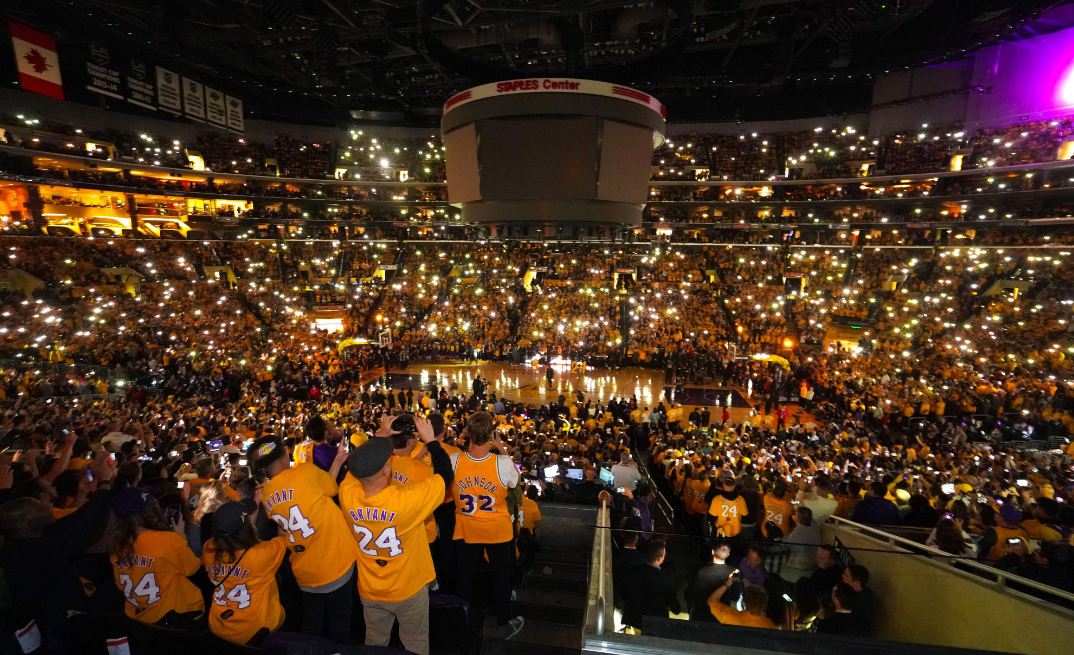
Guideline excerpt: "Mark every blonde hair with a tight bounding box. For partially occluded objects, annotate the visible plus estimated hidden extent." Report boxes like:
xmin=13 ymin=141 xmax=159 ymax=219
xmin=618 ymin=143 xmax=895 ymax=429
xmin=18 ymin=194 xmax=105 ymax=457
xmin=193 ymin=480 xmax=230 ymax=524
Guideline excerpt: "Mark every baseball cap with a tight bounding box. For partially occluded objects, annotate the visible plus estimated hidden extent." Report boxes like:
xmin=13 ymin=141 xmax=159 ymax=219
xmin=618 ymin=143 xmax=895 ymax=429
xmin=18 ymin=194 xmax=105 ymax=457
xmin=348 ymin=437 xmax=393 ymax=479
xmin=212 ymin=501 xmax=255 ymax=537
xmin=1000 ymin=503 xmax=1023 ymax=524
xmin=250 ymin=436 xmax=286 ymax=470
xmin=111 ymin=487 xmax=151 ymax=518
xmin=957 ymin=483 xmax=973 ymax=494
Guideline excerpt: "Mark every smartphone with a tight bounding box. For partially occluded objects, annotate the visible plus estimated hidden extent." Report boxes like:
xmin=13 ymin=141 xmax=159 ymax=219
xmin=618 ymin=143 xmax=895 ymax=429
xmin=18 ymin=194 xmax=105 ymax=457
xmin=731 ymin=568 xmax=740 ymax=576
xmin=86 ymin=470 xmax=93 ymax=482
xmin=1016 ymin=480 xmax=1029 ymax=487
xmin=238 ymin=458 xmax=247 ymax=466
xmin=617 ymin=487 xmax=626 ymax=494
xmin=166 ymin=504 xmax=182 ymax=526
xmin=977 ymin=496 xmax=988 ymax=504
xmin=941 ymin=483 xmax=955 ymax=495
xmin=170 ymin=450 xmax=179 ymax=457
xmin=782 ymin=594 xmax=794 ymax=603
xmin=1006 ymin=537 xmax=1021 ymax=545
xmin=177 ymin=481 xmax=185 ymax=489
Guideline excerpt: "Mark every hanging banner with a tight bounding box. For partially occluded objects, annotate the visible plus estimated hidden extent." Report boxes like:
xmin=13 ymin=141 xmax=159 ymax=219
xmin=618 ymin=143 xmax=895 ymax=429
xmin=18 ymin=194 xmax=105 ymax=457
xmin=226 ymin=95 xmax=244 ymax=132
xmin=125 ymin=58 xmax=155 ymax=110
xmin=156 ymin=66 xmax=181 ymax=114
xmin=9 ymin=20 xmax=64 ymax=99
xmin=182 ymin=77 xmax=205 ymax=122
xmin=86 ymin=43 xmax=122 ymax=99
xmin=205 ymin=86 xmax=227 ymax=127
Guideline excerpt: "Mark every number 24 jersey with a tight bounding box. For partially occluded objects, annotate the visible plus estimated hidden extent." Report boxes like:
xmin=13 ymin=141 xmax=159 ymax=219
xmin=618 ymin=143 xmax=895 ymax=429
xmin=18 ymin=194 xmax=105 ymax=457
xmin=262 ymin=463 xmax=357 ymax=587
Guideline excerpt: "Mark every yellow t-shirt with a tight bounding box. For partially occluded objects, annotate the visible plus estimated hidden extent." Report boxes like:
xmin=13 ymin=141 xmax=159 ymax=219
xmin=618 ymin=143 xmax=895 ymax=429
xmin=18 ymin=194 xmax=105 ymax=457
xmin=202 ymin=537 xmax=288 ymax=645
xmin=111 ymin=530 xmax=204 ymax=624
xmin=518 ymin=496 xmax=542 ymax=533
xmin=262 ymin=463 xmax=358 ymax=588
xmin=338 ymin=470 xmax=446 ymax=602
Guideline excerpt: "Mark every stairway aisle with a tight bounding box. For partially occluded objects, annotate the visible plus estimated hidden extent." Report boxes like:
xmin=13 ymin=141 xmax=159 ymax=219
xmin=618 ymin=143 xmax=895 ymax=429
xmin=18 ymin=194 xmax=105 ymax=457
xmin=480 ymin=547 xmax=589 ymax=655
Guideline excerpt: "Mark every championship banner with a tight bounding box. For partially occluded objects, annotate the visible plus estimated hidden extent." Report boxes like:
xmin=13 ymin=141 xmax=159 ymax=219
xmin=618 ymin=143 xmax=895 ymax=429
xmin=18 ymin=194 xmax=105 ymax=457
xmin=156 ymin=66 xmax=182 ymax=114
xmin=9 ymin=21 xmax=63 ymax=99
xmin=125 ymin=58 xmax=155 ymax=110
xmin=226 ymin=95 xmax=244 ymax=132
xmin=205 ymin=86 xmax=227 ymax=127
xmin=85 ymin=43 xmax=122 ymax=99
xmin=182 ymin=77 xmax=205 ymax=121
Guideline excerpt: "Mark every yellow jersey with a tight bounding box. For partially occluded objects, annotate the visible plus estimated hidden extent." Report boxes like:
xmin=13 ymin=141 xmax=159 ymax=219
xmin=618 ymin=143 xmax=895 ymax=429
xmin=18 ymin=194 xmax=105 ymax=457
xmin=708 ymin=494 xmax=749 ymax=538
xmin=292 ymin=440 xmax=314 ymax=465
xmin=262 ymin=462 xmax=357 ymax=587
xmin=111 ymin=530 xmax=204 ymax=624
xmin=761 ymin=493 xmax=793 ymax=538
xmin=517 ymin=495 xmax=542 ymax=533
xmin=391 ymin=455 xmax=438 ymax=543
xmin=202 ymin=537 xmax=288 ymax=645
xmin=451 ymin=452 xmax=515 ymax=544
xmin=339 ymin=471 xmax=446 ymax=602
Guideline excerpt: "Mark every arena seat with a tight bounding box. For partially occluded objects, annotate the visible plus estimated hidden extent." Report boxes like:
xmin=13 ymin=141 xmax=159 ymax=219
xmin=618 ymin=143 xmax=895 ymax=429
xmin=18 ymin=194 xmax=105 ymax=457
xmin=428 ymin=593 xmax=479 ymax=655
xmin=119 ymin=615 xmax=209 ymax=655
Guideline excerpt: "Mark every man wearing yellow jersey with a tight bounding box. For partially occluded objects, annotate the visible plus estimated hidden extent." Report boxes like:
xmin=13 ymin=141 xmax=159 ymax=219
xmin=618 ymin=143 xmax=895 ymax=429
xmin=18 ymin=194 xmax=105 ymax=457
xmin=252 ymin=434 xmax=355 ymax=643
xmin=761 ymin=481 xmax=794 ymax=539
xmin=451 ymin=411 xmax=524 ymax=639
xmin=706 ymin=474 xmax=749 ymax=538
xmin=389 ymin=426 xmax=438 ymax=544
xmin=339 ymin=414 xmax=452 ymax=655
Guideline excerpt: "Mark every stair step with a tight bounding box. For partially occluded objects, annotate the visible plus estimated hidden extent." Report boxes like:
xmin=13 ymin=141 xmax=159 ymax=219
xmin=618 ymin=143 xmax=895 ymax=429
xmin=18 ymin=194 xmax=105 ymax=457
xmin=481 ymin=618 xmax=580 ymax=654
xmin=523 ymin=575 xmax=587 ymax=593
xmin=514 ymin=587 xmax=587 ymax=610
xmin=513 ymin=601 xmax=584 ymax=627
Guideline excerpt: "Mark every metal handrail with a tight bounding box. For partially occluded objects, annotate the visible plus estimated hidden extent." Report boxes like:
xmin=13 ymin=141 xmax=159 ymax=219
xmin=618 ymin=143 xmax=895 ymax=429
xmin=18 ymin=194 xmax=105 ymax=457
xmin=828 ymin=516 xmax=1074 ymax=604
xmin=596 ymin=496 xmax=608 ymax=637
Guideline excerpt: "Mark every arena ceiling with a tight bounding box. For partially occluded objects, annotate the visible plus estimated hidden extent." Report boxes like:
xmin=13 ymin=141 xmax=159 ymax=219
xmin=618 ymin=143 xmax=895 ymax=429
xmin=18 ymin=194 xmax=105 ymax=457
xmin=7 ymin=0 xmax=1070 ymax=124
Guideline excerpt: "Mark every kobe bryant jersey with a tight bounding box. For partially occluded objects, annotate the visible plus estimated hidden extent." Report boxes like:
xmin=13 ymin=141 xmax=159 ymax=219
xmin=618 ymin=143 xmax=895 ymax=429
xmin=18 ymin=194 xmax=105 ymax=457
xmin=111 ymin=530 xmax=204 ymax=624
xmin=390 ymin=455 xmax=438 ymax=543
xmin=262 ymin=462 xmax=357 ymax=587
xmin=202 ymin=537 xmax=287 ymax=645
xmin=450 ymin=452 xmax=515 ymax=544
xmin=339 ymin=471 xmax=445 ymax=602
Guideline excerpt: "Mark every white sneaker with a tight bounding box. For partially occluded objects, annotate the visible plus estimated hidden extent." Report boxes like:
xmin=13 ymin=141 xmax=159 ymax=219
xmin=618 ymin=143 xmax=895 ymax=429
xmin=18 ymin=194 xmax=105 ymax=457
xmin=500 ymin=616 xmax=524 ymax=640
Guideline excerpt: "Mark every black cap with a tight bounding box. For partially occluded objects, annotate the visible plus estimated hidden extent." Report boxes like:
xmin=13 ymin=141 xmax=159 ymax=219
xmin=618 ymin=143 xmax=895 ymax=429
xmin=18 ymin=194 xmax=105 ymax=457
xmin=250 ymin=436 xmax=286 ymax=470
xmin=348 ymin=437 xmax=393 ymax=479
xmin=213 ymin=500 xmax=255 ymax=537
xmin=391 ymin=413 xmax=416 ymax=435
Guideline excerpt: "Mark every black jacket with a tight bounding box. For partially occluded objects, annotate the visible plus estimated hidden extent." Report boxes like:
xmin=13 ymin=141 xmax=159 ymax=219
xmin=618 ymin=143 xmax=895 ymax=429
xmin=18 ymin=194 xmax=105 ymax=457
xmin=619 ymin=562 xmax=681 ymax=629
xmin=685 ymin=562 xmax=734 ymax=621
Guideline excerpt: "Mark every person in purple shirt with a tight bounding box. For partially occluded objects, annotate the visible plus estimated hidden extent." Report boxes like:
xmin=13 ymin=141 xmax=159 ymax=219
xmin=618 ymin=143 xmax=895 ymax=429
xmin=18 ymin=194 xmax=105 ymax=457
xmin=737 ymin=545 xmax=769 ymax=589
xmin=304 ymin=416 xmax=342 ymax=474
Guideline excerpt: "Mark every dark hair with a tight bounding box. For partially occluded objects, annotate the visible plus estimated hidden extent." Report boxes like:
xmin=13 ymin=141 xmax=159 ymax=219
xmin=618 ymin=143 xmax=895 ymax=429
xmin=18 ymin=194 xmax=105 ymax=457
xmin=934 ymin=519 xmax=971 ymax=556
xmin=194 ymin=458 xmax=214 ymax=479
xmin=644 ymin=539 xmax=666 ymax=566
xmin=305 ymin=416 xmax=327 ymax=443
xmin=845 ymin=564 xmax=870 ymax=586
xmin=818 ymin=544 xmax=838 ymax=561
xmin=111 ymin=496 xmax=173 ymax=563
xmin=773 ymin=480 xmax=788 ymax=497
xmin=212 ymin=517 xmax=260 ymax=567
xmin=390 ymin=431 xmax=414 ymax=450
xmin=743 ymin=586 xmax=768 ymax=616
xmin=870 ymin=481 xmax=888 ymax=497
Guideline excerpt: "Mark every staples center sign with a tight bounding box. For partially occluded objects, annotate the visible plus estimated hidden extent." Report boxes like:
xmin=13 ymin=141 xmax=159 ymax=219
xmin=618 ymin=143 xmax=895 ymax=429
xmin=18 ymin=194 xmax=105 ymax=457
xmin=443 ymin=78 xmax=665 ymax=118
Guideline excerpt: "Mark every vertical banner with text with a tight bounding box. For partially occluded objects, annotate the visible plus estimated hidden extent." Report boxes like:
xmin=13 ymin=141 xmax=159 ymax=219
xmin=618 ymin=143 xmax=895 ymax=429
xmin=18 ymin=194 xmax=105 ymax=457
xmin=182 ymin=77 xmax=205 ymax=122
xmin=156 ymin=66 xmax=182 ymax=114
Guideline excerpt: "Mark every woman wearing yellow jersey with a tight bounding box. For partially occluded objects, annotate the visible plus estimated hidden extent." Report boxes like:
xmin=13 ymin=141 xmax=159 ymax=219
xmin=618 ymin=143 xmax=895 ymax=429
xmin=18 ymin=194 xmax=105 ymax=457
xmin=110 ymin=487 xmax=204 ymax=628
xmin=202 ymin=501 xmax=288 ymax=646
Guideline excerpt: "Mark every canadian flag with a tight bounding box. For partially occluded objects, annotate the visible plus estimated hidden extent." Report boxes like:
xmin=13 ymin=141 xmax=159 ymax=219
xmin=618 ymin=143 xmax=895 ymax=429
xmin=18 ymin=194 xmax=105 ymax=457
xmin=9 ymin=21 xmax=63 ymax=99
